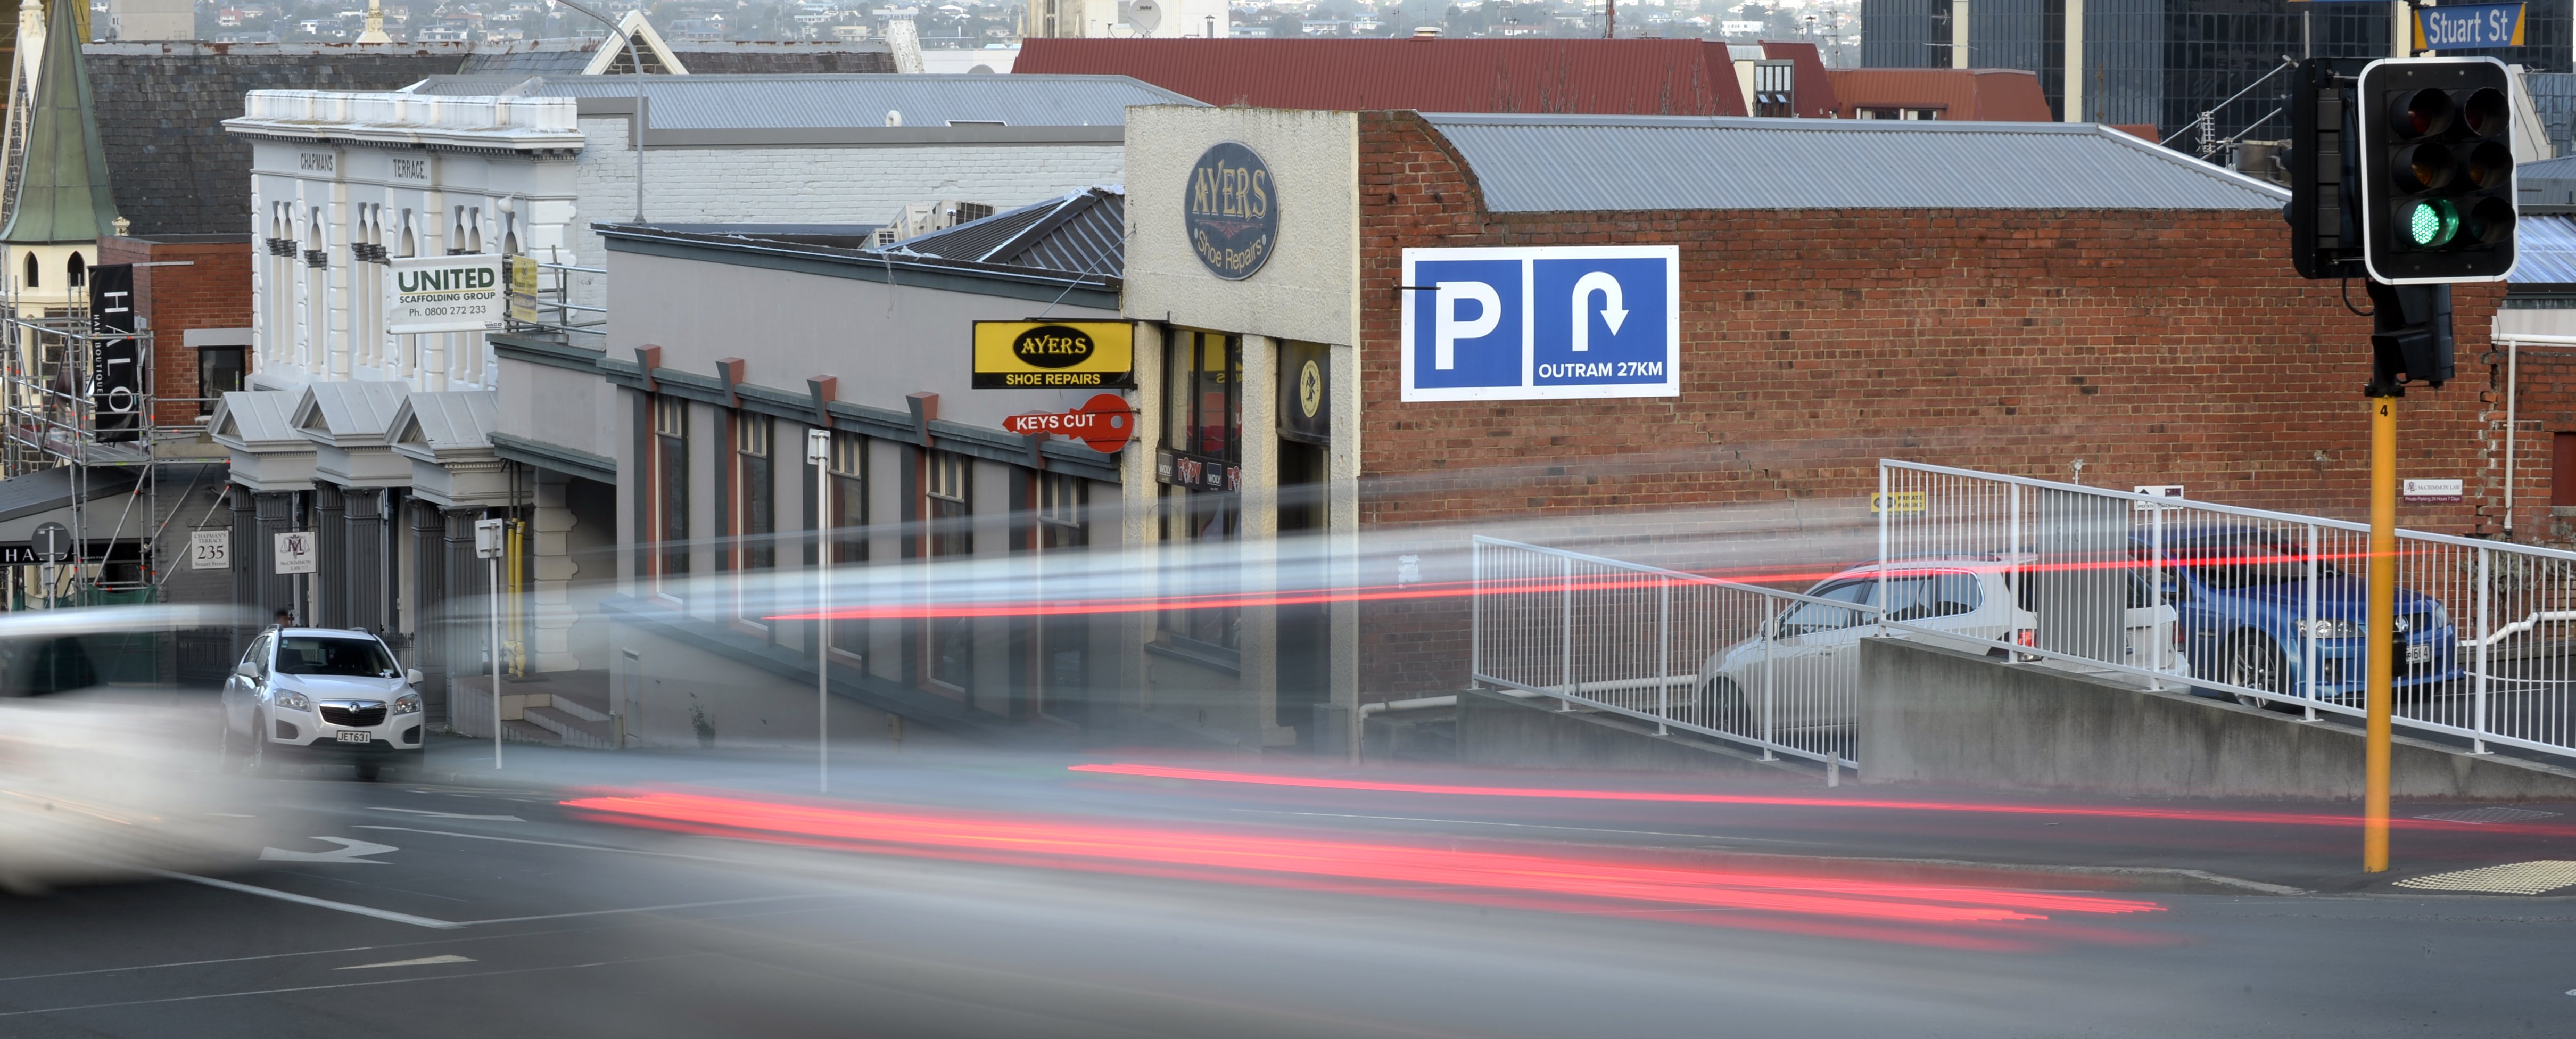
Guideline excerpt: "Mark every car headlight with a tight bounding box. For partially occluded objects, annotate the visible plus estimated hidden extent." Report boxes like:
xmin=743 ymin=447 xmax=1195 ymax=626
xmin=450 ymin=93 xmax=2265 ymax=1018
xmin=393 ymin=692 xmax=422 ymax=715
xmin=2296 ymin=619 xmax=2360 ymax=639
xmin=274 ymin=689 xmax=311 ymax=711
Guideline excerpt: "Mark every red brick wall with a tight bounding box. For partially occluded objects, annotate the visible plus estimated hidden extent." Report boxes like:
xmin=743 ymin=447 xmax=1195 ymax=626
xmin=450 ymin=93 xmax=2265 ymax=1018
xmin=96 ymin=235 xmax=254 ymax=426
xmin=1351 ymin=111 xmax=2508 ymax=697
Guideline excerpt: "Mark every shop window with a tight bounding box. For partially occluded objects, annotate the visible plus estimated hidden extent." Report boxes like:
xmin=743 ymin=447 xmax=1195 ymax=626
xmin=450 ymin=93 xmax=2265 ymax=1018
xmin=651 ymin=395 xmax=689 ymax=595
xmin=827 ymin=431 xmax=867 ymax=656
xmin=197 ymin=347 xmax=246 ymax=415
xmin=925 ymin=449 xmax=973 ymax=691
xmin=1160 ymin=331 xmax=1243 ymax=654
xmin=733 ymin=414 xmax=775 ymax=626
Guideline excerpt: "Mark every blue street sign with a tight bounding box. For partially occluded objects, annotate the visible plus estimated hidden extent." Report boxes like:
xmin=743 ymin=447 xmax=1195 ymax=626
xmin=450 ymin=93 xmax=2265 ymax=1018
xmin=1401 ymin=245 xmax=1680 ymax=401
xmin=2418 ymin=3 xmax=2525 ymax=50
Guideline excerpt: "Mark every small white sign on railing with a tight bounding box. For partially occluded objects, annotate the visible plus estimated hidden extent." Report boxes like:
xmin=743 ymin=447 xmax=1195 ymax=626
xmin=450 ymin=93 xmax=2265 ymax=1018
xmin=2402 ymin=478 xmax=2464 ymax=502
xmin=2133 ymin=484 xmax=2186 ymax=510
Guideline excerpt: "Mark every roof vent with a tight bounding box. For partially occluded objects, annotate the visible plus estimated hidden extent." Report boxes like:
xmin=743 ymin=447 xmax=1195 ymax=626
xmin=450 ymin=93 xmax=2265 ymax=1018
xmin=886 ymin=109 xmax=902 ymax=127
xmin=1411 ymin=26 xmax=1440 ymax=38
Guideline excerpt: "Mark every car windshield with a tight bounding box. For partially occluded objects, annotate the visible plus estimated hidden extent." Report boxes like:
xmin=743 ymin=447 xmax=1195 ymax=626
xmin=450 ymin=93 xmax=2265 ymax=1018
xmin=274 ymin=636 xmax=400 ymax=678
xmin=2170 ymin=536 xmax=2342 ymax=589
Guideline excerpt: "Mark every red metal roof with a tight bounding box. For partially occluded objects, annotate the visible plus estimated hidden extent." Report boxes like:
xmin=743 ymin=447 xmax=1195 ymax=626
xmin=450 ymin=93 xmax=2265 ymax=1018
xmin=1821 ymin=68 xmax=2055 ymax=122
xmin=1014 ymin=38 xmax=1747 ymax=117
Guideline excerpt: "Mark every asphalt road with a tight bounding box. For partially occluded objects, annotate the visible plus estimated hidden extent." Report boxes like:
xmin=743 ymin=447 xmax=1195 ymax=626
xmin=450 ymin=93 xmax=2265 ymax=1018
xmin=6 ymin=745 xmax=2576 ymax=1038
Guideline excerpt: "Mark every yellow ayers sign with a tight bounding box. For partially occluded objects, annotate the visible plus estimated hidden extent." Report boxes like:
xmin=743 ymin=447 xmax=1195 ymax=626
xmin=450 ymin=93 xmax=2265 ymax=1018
xmin=972 ymin=321 xmax=1136 ymax=389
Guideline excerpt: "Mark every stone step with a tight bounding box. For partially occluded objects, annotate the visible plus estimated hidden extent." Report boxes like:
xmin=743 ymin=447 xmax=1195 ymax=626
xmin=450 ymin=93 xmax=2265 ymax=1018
xmin=500 ymin=719 xmax=562 ymax=746
xmin=547 ymin=689 xmax=610 ymax=723
xmin=521 ymin=704 xmax=617 ymax=751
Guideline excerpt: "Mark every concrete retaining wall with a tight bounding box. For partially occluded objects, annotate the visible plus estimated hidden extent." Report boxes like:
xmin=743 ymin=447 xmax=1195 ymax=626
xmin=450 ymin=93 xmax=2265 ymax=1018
xmin=1859 ymin=637 xmax=2576 ymax=800
xmin=1455 ymin=688 xmax=1802 ymax=778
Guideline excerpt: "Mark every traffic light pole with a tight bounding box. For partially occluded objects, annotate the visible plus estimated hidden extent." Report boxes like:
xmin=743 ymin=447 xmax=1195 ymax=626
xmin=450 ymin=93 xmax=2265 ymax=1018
xmin=2364 ymin=392 xmax=2397 ymax=872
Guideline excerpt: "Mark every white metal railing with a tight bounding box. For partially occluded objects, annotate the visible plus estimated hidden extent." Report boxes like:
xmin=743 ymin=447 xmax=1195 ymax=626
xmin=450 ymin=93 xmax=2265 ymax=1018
xmin=507 ymin=261 xmax=606 ymax=341
xmin=1881 ymin=459 xmax=2576 ymax=762
xmin=1469 ymin=536 xmax=1871 ymax=768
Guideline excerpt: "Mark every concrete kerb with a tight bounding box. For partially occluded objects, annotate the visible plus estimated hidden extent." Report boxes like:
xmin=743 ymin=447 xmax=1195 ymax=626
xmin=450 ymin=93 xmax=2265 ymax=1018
xmin=1859 ymin=637 xmax=2576 ymax=801
xmin=1455 ymin=687 xmax=1820 ymax=780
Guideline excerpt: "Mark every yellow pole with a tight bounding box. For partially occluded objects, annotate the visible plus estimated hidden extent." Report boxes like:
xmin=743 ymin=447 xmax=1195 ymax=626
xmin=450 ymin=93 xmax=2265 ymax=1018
xmin=2365 ymin=396 xmax=2396 ymax=872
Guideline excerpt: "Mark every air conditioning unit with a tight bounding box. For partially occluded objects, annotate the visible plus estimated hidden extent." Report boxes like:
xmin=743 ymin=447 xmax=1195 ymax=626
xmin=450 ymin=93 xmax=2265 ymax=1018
xmin=877 ymin=200 xmax=994 ymax=246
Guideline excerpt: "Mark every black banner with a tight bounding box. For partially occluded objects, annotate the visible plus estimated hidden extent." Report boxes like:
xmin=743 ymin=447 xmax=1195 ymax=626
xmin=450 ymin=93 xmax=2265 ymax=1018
xmin=89 ymin=263 xmax=139 ymax=442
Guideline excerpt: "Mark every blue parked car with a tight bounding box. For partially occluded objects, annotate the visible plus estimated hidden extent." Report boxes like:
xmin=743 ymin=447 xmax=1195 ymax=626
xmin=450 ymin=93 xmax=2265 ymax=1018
xmin=2134 ymin=525 xmax=2462 ymax=704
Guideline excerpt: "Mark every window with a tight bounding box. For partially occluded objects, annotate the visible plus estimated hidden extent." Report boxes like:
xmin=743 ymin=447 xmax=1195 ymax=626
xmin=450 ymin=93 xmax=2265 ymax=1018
xmin=651 ymin=396 xmax=689 ymax=593
xmin=198 ymin=346 xmax=246 ymax=415
xmin=274 ymin=636 xmax=401 ymax=678
xmin=65 ymin=252 xmax=84 ymax=290
xmin=1160 ymin=331 xmax=1243 ymax=653
xmin=924 ymin=449 xmax=971 ymax=690
xmin=1037 ymin=473 xmax=1087 ymax=550
xmin=21 ymin=252 xmax=35 ymax=290
xmin=1778 ymin=581 xmax=1875 ymax=635
xmin=733 ymin=414 xmax=774 ymax=572
xmin=827 ymin=431 xmax=866 ymax=655
xmin=925 ymin=449 xmax=971 ymax=558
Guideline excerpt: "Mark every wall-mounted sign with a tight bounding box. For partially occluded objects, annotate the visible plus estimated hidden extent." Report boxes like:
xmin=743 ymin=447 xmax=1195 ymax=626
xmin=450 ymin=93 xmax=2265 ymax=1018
xmin=88 ymin=263 xmax=139 ymax=442
xmin=507 ymin=255 xmax=541 ymax=324
xmin=1184 ymin=141 xmax=1277 ymax=281
xmin=1002 ymin=393 xmax=1136 ymax=453
xmin=2403 ymin=478 xmax=2464 ymax=502
xmin=972 ymin=320 xmax=1135 ymax=389
xmin=189 ymin=529 xmax=230 ymax=570
xmin=1401 ymin=245 xmax=1681 ymax=401
xmin=1278 ymin=340 xmax=1330 ymax=445
xmin=2132 ymin=485 xmax=2186 ymax=510
xmin=273 ymin=530 xmax=316 ymax=575
xmin=2416 ymin=3 xmax=2523 ymax=50
xmin=384 ymin=254 xmax=505 ymax=335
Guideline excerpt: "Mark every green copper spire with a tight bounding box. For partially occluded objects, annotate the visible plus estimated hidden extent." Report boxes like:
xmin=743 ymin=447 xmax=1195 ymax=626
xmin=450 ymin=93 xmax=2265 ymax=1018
xmin=2 ymin=0 xmax=119 ymax=245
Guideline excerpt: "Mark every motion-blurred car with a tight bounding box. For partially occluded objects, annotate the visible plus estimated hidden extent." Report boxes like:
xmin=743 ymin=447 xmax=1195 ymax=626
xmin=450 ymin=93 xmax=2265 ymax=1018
xmin=2139 ymin=525 xmax=2463 ymax=705
xmin=1693 ymin=559 xmax=2189 ymax=729
xmin=0 ymin=605 xmax=276 ymax=893
xmin=220 ymin=626 xmax=425 ymax=782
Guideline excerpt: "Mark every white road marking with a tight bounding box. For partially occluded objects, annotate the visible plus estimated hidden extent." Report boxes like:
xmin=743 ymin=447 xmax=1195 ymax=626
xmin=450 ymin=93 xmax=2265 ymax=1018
xmin=335 ymin=954 xmax=475 ymax=970
xmin=259 ymin=837 xmax=400 ymax=864
xmin=133 ymin=868 xmax=460 ymax=929
xmin=0 ymin=946 xmax=386 ymax=984
xmin=0 ymin=963 xmax=602 ymax=1018
xmin=458 ymin=894 xmax=844 ymax=926
xmin=208 ymin=813 xmax=257 ymax=819
xmin=369 ymin=806 xmax=525 ymax=822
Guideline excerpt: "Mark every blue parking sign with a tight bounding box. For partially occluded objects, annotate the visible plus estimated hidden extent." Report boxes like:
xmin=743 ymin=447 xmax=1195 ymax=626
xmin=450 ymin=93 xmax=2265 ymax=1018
xmin=1401 ymin=245 xmax=1679 ymax=401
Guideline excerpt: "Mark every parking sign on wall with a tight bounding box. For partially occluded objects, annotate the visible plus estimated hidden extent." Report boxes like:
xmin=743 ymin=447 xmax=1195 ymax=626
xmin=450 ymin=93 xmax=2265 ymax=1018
xmin=1400 ymin=245 xmax=1680 ymax=402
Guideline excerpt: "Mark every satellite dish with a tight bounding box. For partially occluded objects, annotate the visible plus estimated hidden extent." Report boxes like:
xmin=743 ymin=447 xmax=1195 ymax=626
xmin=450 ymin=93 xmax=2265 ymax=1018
xmin=1128 ymin=0 xmax=1161 ymax=33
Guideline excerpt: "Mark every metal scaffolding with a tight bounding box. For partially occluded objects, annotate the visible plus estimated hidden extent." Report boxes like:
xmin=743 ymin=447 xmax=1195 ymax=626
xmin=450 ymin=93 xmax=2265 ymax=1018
xmin=0 ymin=301 xmax=204 ymax=608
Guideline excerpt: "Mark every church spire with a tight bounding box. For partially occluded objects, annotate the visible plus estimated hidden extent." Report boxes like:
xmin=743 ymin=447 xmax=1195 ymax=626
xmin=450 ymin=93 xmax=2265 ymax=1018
xmin=1 ymin=0 xmax=117 ymax=245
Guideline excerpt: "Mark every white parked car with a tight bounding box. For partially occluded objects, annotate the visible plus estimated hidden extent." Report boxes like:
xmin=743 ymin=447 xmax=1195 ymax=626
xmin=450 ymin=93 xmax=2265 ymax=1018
xmin=220 ymin=627 xmax=426 ymax=782
xmin=1693 ymin=559 xmax=2191 ymax=731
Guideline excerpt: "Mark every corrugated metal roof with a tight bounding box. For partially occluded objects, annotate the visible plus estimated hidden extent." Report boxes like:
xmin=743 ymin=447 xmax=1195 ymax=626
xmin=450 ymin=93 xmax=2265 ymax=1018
xmin=1015 ymin=38 xmax=1746 ymax=116
xmin=887 ymin=186 xmax=1125 ymax=277
xmin=1418 ymin=114 xmax=2289 ymax=211
xmin=211 ymin=390 xmax=306 ymax=450
xmin=391 ymin=391 xmax=497 ymax=461
xmin=2513 ymin=213 xmax=2576 ymax=284
xmin=406 ymin=73 xmax=1195 ymax=129
xmin=295 ymin=381 xmax=408 ymax=446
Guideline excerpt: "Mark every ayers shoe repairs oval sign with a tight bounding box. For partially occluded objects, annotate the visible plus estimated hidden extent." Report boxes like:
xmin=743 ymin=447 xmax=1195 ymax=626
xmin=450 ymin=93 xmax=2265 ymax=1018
xmin=1184 ymin=142 xmax=1278 ymax=281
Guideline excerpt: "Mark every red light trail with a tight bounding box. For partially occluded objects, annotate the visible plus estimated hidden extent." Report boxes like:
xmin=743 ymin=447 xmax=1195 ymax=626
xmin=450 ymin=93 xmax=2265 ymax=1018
xmin=564 ymin=790 xmax=2165 ymax=949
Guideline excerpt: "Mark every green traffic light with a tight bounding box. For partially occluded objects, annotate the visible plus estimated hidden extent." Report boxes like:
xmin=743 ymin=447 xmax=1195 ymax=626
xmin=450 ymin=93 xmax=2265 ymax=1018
xmin=2405 ymin=199 xmax=2460 ymax=249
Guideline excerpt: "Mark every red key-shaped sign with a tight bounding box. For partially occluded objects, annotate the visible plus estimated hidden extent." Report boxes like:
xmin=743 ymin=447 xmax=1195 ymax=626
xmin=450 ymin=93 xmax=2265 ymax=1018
xmin=1002 ymin=393 xmax=1135 ymax=453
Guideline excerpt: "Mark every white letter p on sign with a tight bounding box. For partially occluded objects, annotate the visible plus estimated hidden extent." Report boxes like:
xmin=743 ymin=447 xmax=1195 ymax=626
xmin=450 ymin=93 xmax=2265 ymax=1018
xmin=1434 ymin=281 xmax=1501 ymax=371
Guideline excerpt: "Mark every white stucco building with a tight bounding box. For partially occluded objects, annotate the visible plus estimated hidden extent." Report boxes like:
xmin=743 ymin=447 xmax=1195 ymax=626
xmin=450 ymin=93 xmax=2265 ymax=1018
xmin=212 ymin=72 xmax=1192 ymax=723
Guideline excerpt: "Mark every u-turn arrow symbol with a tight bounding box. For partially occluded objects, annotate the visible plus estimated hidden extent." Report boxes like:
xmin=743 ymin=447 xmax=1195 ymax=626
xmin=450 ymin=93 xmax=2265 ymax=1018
xmin=1572 ymin=271 xmax=1628 ymax=352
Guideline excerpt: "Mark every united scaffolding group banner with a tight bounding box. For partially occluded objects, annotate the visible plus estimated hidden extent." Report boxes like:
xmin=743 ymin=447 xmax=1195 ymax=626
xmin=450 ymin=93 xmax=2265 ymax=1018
xmin=385 ymin=254 xmax=507 ymax=335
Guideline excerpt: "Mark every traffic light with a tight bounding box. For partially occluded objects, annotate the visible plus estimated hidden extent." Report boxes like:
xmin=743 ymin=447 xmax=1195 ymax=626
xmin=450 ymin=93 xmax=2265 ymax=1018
xmin=2357 ymin=57 xmax=2517 ymax=284
xmin=2289 ymin=57 xmax=2366 ymax=281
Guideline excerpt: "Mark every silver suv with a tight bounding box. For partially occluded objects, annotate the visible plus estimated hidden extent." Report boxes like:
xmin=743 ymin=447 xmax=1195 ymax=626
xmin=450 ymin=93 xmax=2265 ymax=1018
xmin=220 ymin=627 xmax=425 ymax=782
